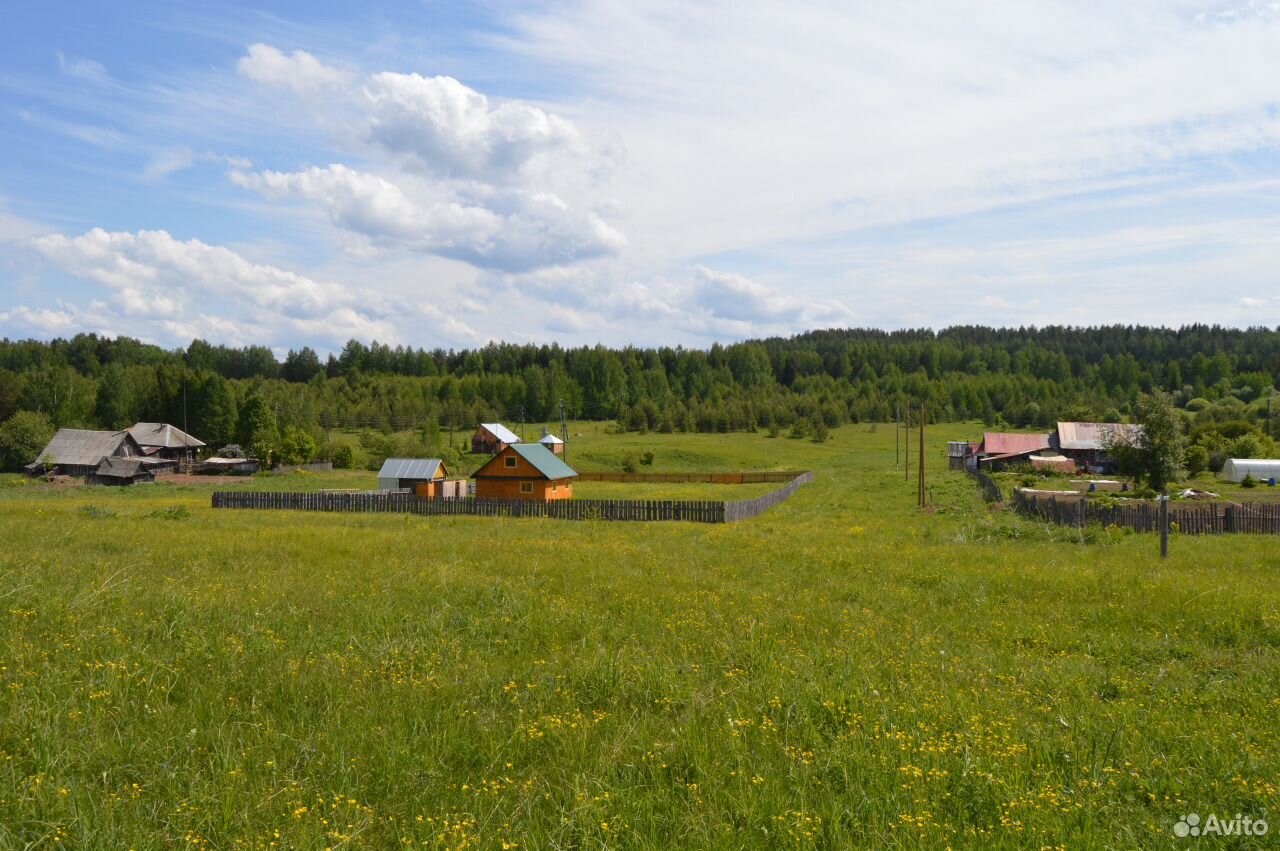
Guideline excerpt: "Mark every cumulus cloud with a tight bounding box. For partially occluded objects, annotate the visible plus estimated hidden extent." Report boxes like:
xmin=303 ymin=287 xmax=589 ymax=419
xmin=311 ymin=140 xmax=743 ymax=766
xmin=689 ymin=266 xmax=854 ymax=327
xmin=363 ymin=72 xmax=582 ymax=180
xmin=29 ymin=228 xmax=403 ymax=346
xmin=236 ymin=44 xmax=352 ymax=93
xmin=231 ymin=163 xmax=625 ymax=271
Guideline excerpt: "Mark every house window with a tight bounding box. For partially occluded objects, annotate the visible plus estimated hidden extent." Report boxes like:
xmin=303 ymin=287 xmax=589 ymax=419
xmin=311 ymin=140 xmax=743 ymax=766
xmin=520 ymin=481 xmax=533 ymax=494
xmin=505 ymin=456 xmax=517 ymax=468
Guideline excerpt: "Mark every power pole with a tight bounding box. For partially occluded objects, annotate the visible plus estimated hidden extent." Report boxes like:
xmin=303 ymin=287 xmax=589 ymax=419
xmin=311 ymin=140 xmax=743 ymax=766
xmin=1159 ymin=489 xmax=1170 ymax=558
xmin=895 ymin=402 xmax=900 ymax=471
xmin=918 ymin=401 xmax=927 ymax=508
xmin=559 ymin=399 xmax=569 ymax=462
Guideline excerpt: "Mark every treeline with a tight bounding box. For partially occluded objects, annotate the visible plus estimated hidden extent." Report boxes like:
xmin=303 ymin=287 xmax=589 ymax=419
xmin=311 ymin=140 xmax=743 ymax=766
xmin=1 ymin=326 xmax=1278 ymax=466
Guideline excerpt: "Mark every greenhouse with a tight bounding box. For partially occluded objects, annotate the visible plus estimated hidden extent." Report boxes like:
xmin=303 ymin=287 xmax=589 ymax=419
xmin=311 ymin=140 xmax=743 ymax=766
xmin=1221 ymin=458 xmax=1280 ymax=484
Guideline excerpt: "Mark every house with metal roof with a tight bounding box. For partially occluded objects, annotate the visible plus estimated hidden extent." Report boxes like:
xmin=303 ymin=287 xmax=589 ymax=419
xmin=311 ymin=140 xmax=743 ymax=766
xmin=473 ymin=443 xmax=577 ymax=501
xmin=32 ymin=429 xmax=143 ymax=477
xmin=538 ymin=431 xmax=565 ymax=456
xmin=128 ymin=422 xmax=206 ymax=462
xmin=1055 ymin=422 xmax=1143 ymax=472
xmin=377 ymin=458 xmax=451 ymax=496
xmin=471 ymin=422 xmax=521 ymax=455
xmin=975 ymin=431 xmax=1054 ymax=469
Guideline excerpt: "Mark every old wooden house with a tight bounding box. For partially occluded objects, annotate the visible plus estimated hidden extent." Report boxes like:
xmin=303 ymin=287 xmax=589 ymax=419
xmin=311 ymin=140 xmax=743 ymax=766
xmin=1055 ymin=421 xmax=1142 ymax=473
xmin=128 ymin=422 xmax=206 ymax=465
xmin=90 ymin=457 xmax=156 ymax=486
xmin=471 ymin=422 xmax=521 ymax=455
xmin=32 ymin=429 xmax=143 ymax=477
xmin=473 ymin=443 xmax=577 ymax=501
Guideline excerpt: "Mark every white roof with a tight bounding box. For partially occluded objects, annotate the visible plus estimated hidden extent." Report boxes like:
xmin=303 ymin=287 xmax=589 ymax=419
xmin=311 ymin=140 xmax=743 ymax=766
xmin=1221 ymin=458 xmax=1280 ymax=482
xmin=479 ymin=423 xmax=521 ymax=444
xmin=538 ymin=433 xmax=564 ymax=445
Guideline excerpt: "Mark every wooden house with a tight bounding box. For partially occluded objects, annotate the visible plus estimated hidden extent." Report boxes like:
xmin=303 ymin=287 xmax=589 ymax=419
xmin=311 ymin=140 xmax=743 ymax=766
xmin=975 ymin=432 xmax=1053 ymax=470
xmin=90 ymin=457 xmax=156 ymax=486
xmin=473 ymin=443 xmax=577 ymax=501
xmin=471 ymin=422 xmax=521 ymax=455
xmin=32 ymin=429 xmax=143 ymax=477
xmin=128 ymin=422 xmax=206 ymax=463
xmin=1055 ymin=422 xmax=1142 ymax=473
xmin=377 ymin=458 xmax=451 ymax=497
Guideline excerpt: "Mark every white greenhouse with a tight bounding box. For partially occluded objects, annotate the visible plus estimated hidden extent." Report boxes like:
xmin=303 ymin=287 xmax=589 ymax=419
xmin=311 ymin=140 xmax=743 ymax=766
xmin=1221 ymin=458 xmax=1280 ymax=484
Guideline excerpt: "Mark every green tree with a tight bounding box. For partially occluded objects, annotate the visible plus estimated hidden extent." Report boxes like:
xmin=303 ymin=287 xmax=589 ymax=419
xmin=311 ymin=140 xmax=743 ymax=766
xmin=0 ymin=410 xmax=54 ymax=471
xmin=237 ymin=395 xmax=278 ymax=463
xmin=1184 ymin=444 xmax=1209 ymax=477
xmin=1105 ymin=390 xmax=1186 ymax=492
xmin=277 ymin=425 xmax=317 ymax=465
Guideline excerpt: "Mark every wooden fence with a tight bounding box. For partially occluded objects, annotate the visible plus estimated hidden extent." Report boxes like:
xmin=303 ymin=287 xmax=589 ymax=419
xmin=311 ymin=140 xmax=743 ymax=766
xmin=576 ymin=471 xmax=806 ymax=484
xmin=972 ymin=471 xmax=1004 ymax=502
xmin=1011 ymin=489 xmax=1280 ymax=535
xmin=212 ymin=472 xmax=813 ymax=524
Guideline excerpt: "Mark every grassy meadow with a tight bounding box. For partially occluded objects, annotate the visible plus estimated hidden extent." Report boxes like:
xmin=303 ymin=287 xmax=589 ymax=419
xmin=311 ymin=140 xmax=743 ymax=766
xmin=1 ymin=424 xmax=1278 ymax=849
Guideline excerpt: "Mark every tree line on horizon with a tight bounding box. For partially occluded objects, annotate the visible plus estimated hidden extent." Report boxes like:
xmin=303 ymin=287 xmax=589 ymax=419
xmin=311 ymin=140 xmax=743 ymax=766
xmin=0 ymin=324 xmax=1277 ymax=470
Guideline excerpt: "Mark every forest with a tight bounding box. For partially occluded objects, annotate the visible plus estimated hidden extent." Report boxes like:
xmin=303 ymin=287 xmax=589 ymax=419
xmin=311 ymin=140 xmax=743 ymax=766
xmin=0 ymin=325 xmax=1277 ymax=470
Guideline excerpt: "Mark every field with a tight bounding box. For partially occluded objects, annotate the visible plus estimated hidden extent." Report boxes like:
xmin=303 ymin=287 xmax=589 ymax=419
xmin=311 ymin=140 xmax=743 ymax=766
xmin=2 ymin=425 xmax=1278 ymax=849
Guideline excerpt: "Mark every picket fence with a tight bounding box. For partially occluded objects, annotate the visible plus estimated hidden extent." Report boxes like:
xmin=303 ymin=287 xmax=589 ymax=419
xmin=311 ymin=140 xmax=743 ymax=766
xmin=212 ymin=471 xmax=813 ymax=524
xmin=1011 ymin=488 xmax=1280 ymax=535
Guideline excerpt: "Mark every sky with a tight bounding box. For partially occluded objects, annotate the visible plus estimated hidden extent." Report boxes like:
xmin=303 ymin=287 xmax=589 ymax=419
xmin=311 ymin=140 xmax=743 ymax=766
xmin=1 ymin=0 xmax=1279 ymax=355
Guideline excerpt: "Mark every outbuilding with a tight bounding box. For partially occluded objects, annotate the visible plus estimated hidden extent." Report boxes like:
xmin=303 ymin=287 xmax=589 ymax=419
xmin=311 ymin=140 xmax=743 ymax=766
xmin=90 ymin=457 xmax=156 ymax=486
xmin=538 ymin=432 xmax=565 ymax=456
xmin=471 ymin=422 xmax=521 ymax=455
xmin=1221 ymin=458 xmax=1280 ymax=484
xmin=32 ymin=429 xmax=143 ymax=477
xmin=377 ymin=458 xmax=451 ymax=496
xmin=473 ymin=443 xmax=577 ymax=501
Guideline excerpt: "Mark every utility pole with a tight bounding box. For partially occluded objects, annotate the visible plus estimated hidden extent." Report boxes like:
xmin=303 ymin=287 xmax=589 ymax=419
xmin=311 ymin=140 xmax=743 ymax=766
xmin=918 ymin=401 xmax=927 ymax=508
xmin=182 ymin=379 xmax=188 ymax=436
xmin=559 ymin=399 xmax=569 ymax=463
xmin=895 ymin=402 xmax=900 ymax=471
xmin=904 ymin=403 xmax=911 ymax=482
xmin=1159 ymin=489 xmax=1170 ymax=558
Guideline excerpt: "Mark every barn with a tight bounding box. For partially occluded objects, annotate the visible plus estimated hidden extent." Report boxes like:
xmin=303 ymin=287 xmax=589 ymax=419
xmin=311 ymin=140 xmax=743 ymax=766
xmin=471 ymin=423 xmax=521 ymax=455
xmin=473 ymin=443 xmax=577 ymax=501
xmin=1221 ymin=458 xmax=1280 ymax=484
xmin=32 ymin=429 xmax=143 ymax=477
xmin=975 ymin=432 xmax=1053 ymax=470
xmin=128 ymin=422 xmax=206 ymax=464
xmin=377 ymin=458 xmax=450 ymax=496
xmin=90 ymin=457 xmax=156 ymax=486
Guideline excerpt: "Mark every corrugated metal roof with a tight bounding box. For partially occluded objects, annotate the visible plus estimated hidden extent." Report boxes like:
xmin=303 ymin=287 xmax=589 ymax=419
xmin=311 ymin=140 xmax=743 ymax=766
xmin=538 ymin=433 xmax=564 ymax=445
xmin=508 ymin=443 xmax=578 ymax=480
xmin=36 ymin=429 xmax=135 ymax=467
xmin=377 ymin=458 xmax=445 ymax=480
xmin=129 ymin=422 xmax=206 ymax=448
xmin=1056 ymin=422 xmax=1142 ymax=451
xmin=981 ymin=432 xmax=1052 ymax=456
xmin=478 ymin=422 xmax=521 ymax=444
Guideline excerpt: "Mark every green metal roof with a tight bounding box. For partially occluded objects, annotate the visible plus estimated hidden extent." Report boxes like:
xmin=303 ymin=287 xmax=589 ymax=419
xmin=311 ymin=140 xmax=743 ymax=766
xmin=508 ymin=442 xmax=578 ymax=480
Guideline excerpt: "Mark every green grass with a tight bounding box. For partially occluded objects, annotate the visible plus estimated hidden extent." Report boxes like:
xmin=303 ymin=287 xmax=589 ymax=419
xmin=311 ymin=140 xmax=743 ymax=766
xmin=2 ymin=424 xmax=1278 ymax=849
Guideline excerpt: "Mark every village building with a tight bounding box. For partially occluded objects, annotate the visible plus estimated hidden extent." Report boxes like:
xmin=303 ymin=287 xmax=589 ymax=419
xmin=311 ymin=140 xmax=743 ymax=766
xmin=974 ymin=432 xmax=1054 ymax=470
xmin=128 ymin=422 xmax=206 ymax=465
xmin=31 ymin=428 xmax=144 ymax=477
xmin=376 ymin=458 xmax=464 ymax=498
xmin=473 ymin=443 xmax=578 ymax=501
xmin=1055 ymin=422 xmax=1142 ymax=473
xmin=89 ymin=457 xmax=156 ymax=486
xmin=538 ymin=432 xmax=565 ymax=456
xmin=471 ymin=422 xmax=521 ymax=455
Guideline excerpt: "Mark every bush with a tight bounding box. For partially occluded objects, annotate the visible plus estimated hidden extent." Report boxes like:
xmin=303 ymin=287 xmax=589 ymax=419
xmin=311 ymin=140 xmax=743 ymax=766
xmin=1241 ymin=474 xmax=1257 ymax=489
xmin=621 ymin=453 xmax=638 ymax=473
xmin=1184 ymin=445 xmax=1209 ymax=477
xmin=0 ymin=410 xmax=54 ymax=472
xmin=639 ymin=450 xmax=655 ymax=466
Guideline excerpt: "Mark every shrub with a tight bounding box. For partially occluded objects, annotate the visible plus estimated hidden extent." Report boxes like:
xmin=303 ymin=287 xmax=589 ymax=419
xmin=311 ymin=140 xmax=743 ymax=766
xmin=1241 ymin=474 xmax=1257 ymax=489
xmin=1184 ymin=445 xmax=1209 ymax=477
xmin=0 ymin=410 xmax=54 ymax=472
xmin=639 ymin=451 xmax=655 ymax=466
xmin=621 ymin=453 xmax=638 ymax=473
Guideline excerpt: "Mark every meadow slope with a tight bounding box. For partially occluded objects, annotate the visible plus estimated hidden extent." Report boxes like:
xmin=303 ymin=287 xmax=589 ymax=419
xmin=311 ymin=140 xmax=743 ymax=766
xmin=1 ymin=425 xmax=1276 ymax=849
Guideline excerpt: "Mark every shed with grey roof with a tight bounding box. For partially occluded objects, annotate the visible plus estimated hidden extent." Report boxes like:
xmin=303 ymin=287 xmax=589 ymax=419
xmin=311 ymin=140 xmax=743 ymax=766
xmin=377 ymin=458 xmax=450 ymax=493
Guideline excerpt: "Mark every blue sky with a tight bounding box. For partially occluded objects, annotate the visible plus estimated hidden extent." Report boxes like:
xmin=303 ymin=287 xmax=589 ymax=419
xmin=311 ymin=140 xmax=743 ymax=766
xmin=2 ymin=0 xmax=1279 ymax=354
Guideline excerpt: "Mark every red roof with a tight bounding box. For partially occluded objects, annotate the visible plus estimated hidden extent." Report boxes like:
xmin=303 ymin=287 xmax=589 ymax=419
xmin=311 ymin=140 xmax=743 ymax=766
xmin=981 ymin=432 xmax=1052 ymax=456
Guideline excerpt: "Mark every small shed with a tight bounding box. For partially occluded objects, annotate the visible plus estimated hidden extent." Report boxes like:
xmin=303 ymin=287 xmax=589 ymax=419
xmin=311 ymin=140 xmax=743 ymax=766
xmin=128 ymin=422 xmax=206 ymax=463
xmin=1221 ymin=458 xmax=1280 ymax=484
xmin=472 ymin=423 xmax=521 ymax=455
xmin=538 ymin=432 xmax=565 ymax=456
xmin=377 ymin=458 xmax=450 ymax=495
xmin=976 ymin=432 xmax=1054 ymax=470
xmin=33 ymin=429 xmax=143 ymax=477
xmin=90 ymin=457 xmax=155 ymax=486
xmin=473 ymin=443 xmax=577 ymax=500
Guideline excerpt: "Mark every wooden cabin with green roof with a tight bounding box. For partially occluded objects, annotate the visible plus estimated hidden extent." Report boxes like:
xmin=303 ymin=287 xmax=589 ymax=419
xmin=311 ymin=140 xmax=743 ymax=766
xmin=472 ymin=443 xmax=578 ymax=501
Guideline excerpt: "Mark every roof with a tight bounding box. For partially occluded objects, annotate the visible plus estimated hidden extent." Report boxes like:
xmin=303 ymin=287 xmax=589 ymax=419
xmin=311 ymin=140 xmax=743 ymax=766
xmin=128 ymin=422 xmax=206 ymax=449
xmin=981 ymin=432 xmax=1052 ymax=456
xmin=94 ymin=457 xmax=150 ymax=478
xmin=538 ymin=433 xmax=564 ymax=445
xmin=507 ymin=443 xmax=578 ymax=480
xmin=1056 ymin=422 xmax=1142 ymax=451
xmin=478 ymin=422 xmax=521 ymax=444
xmin=35 ymin=429 xmax=134 ymax=467
xmin=377 ymin=458 xmax=446 ymax=480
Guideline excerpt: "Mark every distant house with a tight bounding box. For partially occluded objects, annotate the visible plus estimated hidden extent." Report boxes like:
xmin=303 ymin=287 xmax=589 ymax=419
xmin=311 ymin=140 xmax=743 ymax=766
xmin=538 ymin=432 xmax=565 ymax=456
xmin=128 ymin=422 xmax=206 ymax=463
xmin=377 ymin=458 xmax=450 ymax=497
xmin=975 ymin=432 xmax=1054 ymax=470
xmin=473 ymin=443 xmax=577 ymax=501
xmin=471 ymin=422 xmax=521 ymax=455
xmin=89 ymin=457 xmax=155 ymax=486
xmin=1055 ymin=422 xmax=1142 ymax=473
xmin=32 ymin=429 xmax=143 ymax=477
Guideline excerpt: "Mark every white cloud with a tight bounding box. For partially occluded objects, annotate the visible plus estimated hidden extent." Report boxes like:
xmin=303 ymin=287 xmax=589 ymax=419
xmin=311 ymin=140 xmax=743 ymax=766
xmin=236 ymin=44 xmax=353 ymax=93
xmin=55 ymin=51 xmax=109 ymax=84
xmin=362 ymin=72 xmax=582 ymax=180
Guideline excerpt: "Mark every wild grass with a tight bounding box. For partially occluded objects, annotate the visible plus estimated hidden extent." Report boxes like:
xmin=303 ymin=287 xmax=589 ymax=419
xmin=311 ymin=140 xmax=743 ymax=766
xmin=1 ymin=424 xmax=1277 ymax=849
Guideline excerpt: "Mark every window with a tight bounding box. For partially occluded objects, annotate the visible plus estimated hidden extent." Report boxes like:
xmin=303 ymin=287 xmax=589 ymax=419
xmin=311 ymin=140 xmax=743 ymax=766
xmin=504 ymin=456 xmax=517 ymax=468
xmin=519 ymin=481 xmax=533 ymax=494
